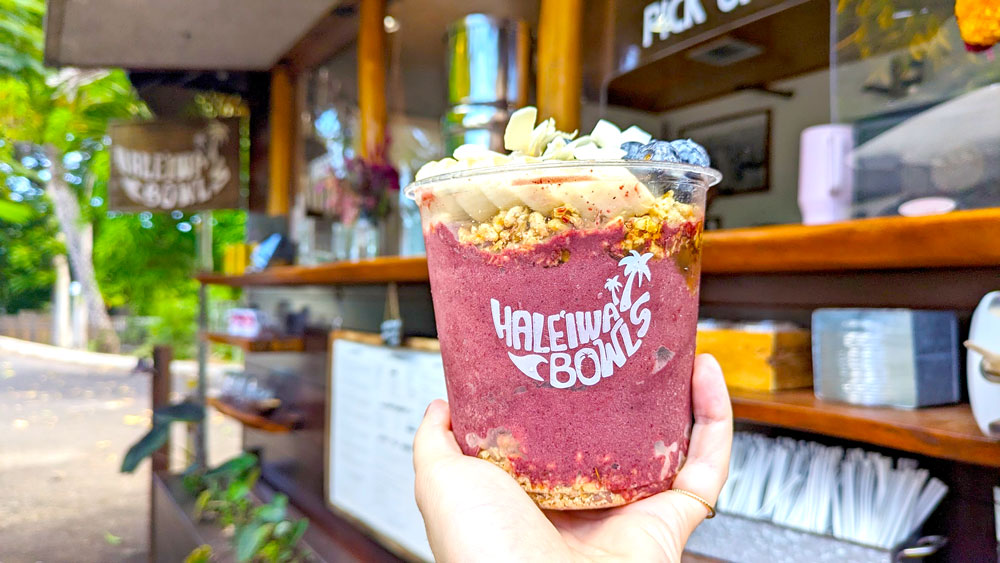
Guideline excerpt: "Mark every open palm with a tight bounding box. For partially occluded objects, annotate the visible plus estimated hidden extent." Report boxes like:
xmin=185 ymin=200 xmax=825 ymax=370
xmin=414 ymin=355 xmax=732 ymax=562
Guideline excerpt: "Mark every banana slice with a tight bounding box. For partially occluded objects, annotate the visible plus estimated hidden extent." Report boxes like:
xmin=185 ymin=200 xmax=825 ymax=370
xmin=415 ymin=157 xmax=457 ymax=181
xmin=423 ymin=184 xmax=471 ymax=223
xmin=482 ymin=182 xmax=525 ymax=210
xmin=560 ymin=168 xmax=654 ymax=222
xmin=453 ymin=184 xmax=500 ymax=223
xmin=514 ymin=183 xmax=564 ymax=215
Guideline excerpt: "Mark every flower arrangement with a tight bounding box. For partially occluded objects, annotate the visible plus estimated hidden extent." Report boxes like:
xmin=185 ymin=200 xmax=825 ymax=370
xmin=313 ymin=151 xmax=399 ymax=225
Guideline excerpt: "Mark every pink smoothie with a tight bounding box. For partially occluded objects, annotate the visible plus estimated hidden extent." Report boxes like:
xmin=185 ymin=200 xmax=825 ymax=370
xmin=425 ymin=218 xmax=701 ymax=507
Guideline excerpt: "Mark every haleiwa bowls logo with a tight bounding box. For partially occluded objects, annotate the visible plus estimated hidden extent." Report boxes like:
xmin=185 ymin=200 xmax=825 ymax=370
xmin=490 ymin=251 xmax=655 ymax=389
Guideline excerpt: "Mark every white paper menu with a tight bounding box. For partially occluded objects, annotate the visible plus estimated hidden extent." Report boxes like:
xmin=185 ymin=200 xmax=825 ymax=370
xmin=328 ymin=338 xmax=447 ymax=562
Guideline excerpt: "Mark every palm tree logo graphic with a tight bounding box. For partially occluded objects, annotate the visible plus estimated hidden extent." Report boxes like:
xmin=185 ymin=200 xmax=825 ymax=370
xmin=604 ymin=276 xmax=623 ymax=306
xmin=617 ymin=250 xmax=653 ymax=311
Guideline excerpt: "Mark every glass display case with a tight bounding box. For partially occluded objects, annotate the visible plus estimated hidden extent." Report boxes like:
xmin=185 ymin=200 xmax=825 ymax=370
xmin=833 ymin=0 xmax=1000 ymax=218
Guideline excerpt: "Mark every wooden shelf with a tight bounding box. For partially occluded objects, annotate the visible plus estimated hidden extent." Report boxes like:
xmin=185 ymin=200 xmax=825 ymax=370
xmin=701 ymin=208 xmax=1000 ymax=273
xmin=196 ymin=256 xmax=429 ymax=286
xmin=730 ymin=388 xmax=1000 ymax=467
xmin=207 ymin=396 xmax=298 ymax=433
xmin=204 ymin=332 xmax=305 ymax=352
xmin=196 ymin=210 xmax=1000 ymax=287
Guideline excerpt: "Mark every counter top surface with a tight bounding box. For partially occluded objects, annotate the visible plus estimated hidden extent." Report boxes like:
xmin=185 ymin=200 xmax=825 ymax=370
xmin=197 ymin=209 xmax=1000 ymax=287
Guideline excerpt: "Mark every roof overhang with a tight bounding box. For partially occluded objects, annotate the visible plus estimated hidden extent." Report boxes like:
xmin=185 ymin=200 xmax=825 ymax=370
xmin=44 ymin=0 xmax=340 ymax=70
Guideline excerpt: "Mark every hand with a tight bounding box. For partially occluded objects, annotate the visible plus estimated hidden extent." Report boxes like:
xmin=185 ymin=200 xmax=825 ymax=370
xmin=413 ymin=354 xmax=733 ymax=563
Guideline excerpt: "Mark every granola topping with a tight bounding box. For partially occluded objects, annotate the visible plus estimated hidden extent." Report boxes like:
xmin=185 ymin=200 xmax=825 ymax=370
xmin=457 ymin=192 xmax=696 ymax=257
xmin=477 ymin=446 xmax=628 ymax=509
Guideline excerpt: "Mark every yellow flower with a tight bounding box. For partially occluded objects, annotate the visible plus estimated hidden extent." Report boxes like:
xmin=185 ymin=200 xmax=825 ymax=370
xmin=956 ymin=0 xmax=1000 ymax=50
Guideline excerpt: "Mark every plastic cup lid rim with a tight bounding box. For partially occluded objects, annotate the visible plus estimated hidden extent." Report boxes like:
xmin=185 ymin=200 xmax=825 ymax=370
xmin=404 ymin=159 xmax=722 ymax=200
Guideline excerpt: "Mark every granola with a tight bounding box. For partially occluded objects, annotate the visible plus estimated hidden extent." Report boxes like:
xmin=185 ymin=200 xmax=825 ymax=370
xmin=457 ymin=192 xmax=696 ymax=258
xmin=619 ymin=192 xmax=699 ymax=258
xmin=458 ymin=204 xmax=583 ymax=252
xmin=477 ymin=446 xmax=628 ymax=509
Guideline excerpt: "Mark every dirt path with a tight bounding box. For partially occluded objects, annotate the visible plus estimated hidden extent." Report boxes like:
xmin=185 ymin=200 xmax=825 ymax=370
xmin=0 ymin=353 xmax=240 ymax=562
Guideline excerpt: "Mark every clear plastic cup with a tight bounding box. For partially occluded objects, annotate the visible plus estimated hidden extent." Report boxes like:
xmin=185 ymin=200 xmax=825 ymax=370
xmin=406 ymin=160 xmax=721 ymax=509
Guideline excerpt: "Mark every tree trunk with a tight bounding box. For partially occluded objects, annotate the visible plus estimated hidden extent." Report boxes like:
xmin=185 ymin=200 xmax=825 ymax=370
xmin=45 ymin=145 xmax=120 ymax=353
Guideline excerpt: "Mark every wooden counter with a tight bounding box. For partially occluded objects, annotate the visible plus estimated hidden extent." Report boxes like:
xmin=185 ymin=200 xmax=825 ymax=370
xmin=198 ymin=209 xmax=1000 ymax=287
xmin=197 ymin=256 xmax=428 ymax=286
xmin=207 ymin=396 xmax=298 ymax=433
xmin=204 ymin=332 xmax=305 ymax=352
xmin=702 ymin=207 xmax=1000 ymax=273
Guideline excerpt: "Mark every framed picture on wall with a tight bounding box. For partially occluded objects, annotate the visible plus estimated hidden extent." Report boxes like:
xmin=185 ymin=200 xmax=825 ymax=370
xmin=679 ymin=109 xmax=771 ymax=196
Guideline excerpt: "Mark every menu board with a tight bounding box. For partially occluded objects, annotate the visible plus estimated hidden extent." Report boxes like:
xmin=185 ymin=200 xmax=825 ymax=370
xmin=327 ymin=334 xmax=447 ymax=562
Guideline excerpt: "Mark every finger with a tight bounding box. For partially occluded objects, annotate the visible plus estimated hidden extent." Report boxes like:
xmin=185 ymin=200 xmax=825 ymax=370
xmin=412 ymin=399 xmax=463 ymax=473
xmin=673 ymin=353 xmax=733 ymax=504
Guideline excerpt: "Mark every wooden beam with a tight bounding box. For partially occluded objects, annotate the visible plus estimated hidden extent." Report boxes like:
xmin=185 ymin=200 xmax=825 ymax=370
xmin=282 ymin=5 xmax=360 ymax=74
xmin=267 ymin=65 xmax=294 ymax=216
xmin=537 ymin=0 xmax=583 ymax=131
xmin=247 ymin=73 xmax=272 ymax=213
xmin=358 ymin=0 xmax=387 ymax=161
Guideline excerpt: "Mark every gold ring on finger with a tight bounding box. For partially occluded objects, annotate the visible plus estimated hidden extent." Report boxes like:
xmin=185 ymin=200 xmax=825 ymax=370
xmin=670 ymin=488 xmax=716 ymax=519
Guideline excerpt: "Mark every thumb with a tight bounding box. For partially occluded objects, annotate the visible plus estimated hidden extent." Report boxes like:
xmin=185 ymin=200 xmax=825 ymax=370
xmin=413 ymin=399 xmax=463 ymax=473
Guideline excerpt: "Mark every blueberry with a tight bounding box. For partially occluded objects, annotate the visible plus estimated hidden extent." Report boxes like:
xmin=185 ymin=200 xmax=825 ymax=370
xmin=624 ymin=140 xmax=680 ymax=163
xmin=620 ymin=141 xmax=644 ymax=160
xmin=670 ymin=139 xmax=710 ymax=167
xmin=647 ymin=141 xmax=680 ymax=162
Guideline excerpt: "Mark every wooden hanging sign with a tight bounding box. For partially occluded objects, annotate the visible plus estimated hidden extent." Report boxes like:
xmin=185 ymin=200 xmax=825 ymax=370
xmin=108 ymin=117 xmax=241 ymax=212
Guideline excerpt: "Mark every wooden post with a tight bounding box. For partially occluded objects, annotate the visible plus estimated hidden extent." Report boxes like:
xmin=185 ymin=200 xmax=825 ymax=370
xmin=267 ymin=65 xmax=294 ymax=216
xmin=537 ymin=0 xmax=583 ymax=131
xmin=194 ymin=283 xmax=207 ymax=468
xmin=149 ymin=345 xmax=171 ymax=563
xmin=358 ymin=0 xmax=387 ymax=161
xmin=151 ymin=346 xmax=173 ymax=473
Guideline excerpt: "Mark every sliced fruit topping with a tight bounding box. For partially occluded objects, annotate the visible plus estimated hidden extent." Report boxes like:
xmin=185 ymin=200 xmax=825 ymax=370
xmin=560 ymin=169 xmax=654 ymax=222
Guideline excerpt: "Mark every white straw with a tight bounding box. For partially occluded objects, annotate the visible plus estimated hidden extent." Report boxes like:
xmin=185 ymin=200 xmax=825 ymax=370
xmin=722 ymin=432 xmax=948 ymax=548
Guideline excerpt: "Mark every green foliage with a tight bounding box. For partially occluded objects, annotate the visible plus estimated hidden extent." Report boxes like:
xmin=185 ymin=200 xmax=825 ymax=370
xmin=93 ymin=214 xmax=197 ymax=311
xmin=183 ymin=453 xmax=312 ymax=563
xmin=120 ymin=401 xmax=205 ymax=473
xmin=120 ymin=423 xmax=170 ymax=474
xmin=0 ymin=0 xmax=248 ymax=352
xmin=91 ymin=208 xmax=246 ymax=358
xmin=0 ymin=198 xmax=33 ymax=222
xmin=0 ymin=197 xmax=62 ymax=312
xmin=103 ymin=531 xmax=123 ymax=546
xmin=0 ymin=0 xmax=151 ymax=319
xmin=184 ymin=545 xmax=213 ymax=563
xmin=153 ymin=401 xmax=206 ymax=423
xmin=0 ymin=0 xmax=45 ymax=78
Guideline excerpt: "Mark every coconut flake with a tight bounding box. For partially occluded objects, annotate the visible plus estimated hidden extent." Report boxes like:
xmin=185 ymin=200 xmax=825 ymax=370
xmin=503 ymin=106 xmax=537 ymax=153
xmin=621 ymin=125 xmax=653 ymax=145
xmin=590 ymin=119 xmax=622 ymax=149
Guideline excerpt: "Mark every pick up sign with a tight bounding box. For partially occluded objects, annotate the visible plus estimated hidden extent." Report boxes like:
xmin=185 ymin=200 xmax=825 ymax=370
xmin=108 ymin=118 xmax=240 ymax=212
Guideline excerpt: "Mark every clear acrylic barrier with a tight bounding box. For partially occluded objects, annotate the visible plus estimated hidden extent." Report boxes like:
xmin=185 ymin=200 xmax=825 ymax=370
xmin=833 ymin=0 xmax=1000 ymax=218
